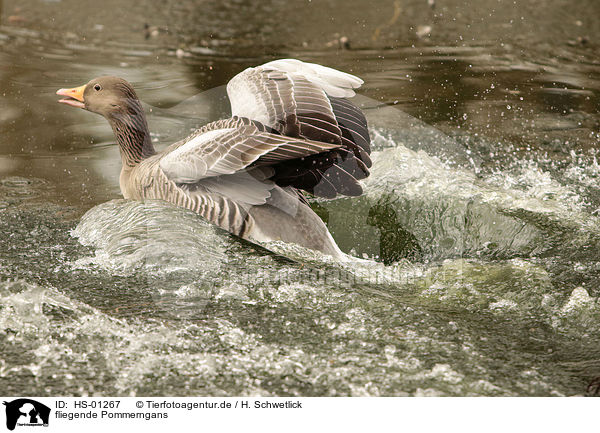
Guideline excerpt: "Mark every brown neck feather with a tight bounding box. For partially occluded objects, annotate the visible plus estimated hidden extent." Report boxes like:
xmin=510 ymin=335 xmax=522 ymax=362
xmin=109 ymin=99 xmax=155 ymax=167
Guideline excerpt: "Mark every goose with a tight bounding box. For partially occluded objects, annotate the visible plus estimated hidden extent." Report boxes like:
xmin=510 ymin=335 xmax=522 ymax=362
xmin=56 ymin=59 xmax=372 ymax=259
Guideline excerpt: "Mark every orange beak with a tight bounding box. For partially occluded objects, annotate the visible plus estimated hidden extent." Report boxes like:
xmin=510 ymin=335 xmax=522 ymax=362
xmin=56 ymin=84 xmax=86 ymax=109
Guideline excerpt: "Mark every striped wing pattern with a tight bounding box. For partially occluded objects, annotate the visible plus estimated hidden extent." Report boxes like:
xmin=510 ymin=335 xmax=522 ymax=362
xmin=226 ymin=59 xmax=372 ymax=198
xmin=159 ymin=59 xmax=371 ymax=205
xmin=159 ymin=117 xmax=340 ymax=184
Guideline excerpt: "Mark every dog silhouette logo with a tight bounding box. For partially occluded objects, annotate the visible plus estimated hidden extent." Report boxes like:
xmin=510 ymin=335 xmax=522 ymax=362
xmin=3 ymin=399 xmax=50 ymax=431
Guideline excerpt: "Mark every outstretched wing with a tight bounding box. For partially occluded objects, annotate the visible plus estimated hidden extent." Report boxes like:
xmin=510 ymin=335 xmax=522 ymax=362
xmin=226 ymin=59 xmax=372 ymax=198
xmin=159 ymin=117 xmax=340 ymax=184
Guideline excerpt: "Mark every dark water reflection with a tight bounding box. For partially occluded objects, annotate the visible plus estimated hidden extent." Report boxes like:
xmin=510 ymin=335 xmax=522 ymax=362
xmin=1 ymin=0 xmax=600 ymax=396
xmin=1 ymin=0 xmax=598 ymax=184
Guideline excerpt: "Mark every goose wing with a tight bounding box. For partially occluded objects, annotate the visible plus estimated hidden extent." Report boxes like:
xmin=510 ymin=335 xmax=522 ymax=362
xmin=159 ymin=117 xmax=340 ymax=184
xmin=226 ymin=59 xmax=372 ymax=198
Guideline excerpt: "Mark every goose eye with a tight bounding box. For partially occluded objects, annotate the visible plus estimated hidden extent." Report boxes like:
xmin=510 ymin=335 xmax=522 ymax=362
xmin=93 ymin=84 xmax=101 ymax=91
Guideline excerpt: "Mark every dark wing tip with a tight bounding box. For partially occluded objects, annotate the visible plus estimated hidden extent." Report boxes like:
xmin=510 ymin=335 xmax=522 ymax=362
xmin=329 ymin=96 xmax=372 ymax=169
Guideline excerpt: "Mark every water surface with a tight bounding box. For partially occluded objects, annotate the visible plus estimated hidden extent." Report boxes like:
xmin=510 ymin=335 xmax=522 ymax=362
xmin=1 ymin=0 xmax=600 ymax=396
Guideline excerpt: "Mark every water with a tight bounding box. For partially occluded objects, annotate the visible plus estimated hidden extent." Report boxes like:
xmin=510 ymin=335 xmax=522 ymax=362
xmin=1 ymin=0 xmax=600 ymax=396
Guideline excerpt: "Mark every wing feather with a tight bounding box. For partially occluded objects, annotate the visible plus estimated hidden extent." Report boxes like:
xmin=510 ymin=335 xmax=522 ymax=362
xmin=225 ymin=59 xmax=372 ymax=198
xmin=159 ymin=117 xmax=340 ymax=184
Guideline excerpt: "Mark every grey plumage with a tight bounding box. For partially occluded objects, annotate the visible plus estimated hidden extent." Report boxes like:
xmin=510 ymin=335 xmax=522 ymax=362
xmin=57 ymin=60 xmax=372 ymax=259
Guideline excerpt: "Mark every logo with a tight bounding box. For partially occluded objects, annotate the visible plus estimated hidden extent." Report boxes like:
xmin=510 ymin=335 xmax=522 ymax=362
xmin=3 ymin=399 xmax=50 ymax=431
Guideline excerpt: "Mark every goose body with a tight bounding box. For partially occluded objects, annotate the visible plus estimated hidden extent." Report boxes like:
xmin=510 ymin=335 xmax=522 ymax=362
xmin=57 ymin=59 xmax=372 ymax=259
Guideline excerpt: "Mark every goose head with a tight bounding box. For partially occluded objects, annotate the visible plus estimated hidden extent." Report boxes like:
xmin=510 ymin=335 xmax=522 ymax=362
xmin=57 ymin=76 xmax=155 ymax=165
xmin=57 ymin=76 xmax=141 ymax=119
